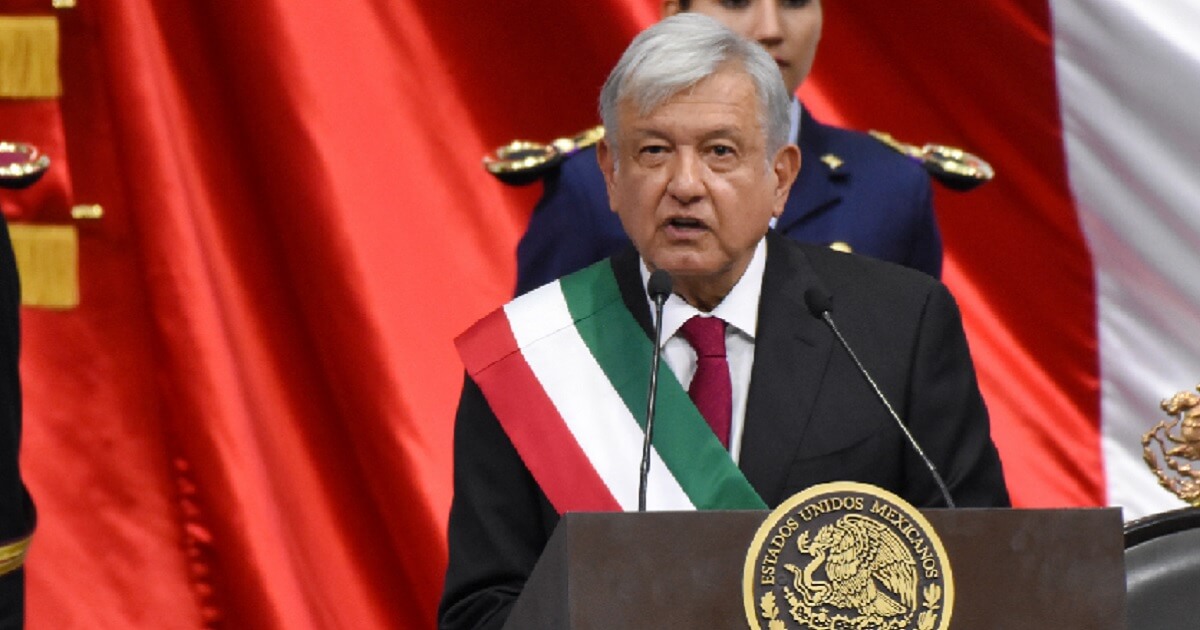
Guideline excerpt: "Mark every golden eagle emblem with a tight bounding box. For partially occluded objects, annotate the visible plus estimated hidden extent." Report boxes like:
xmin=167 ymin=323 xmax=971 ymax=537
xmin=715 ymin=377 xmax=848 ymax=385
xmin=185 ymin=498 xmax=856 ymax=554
xmin=1143 ymin=385 xmax=1200 ymax=506
xmin=743 ymin=482 xmax=952 ymax=630
xmin=786 ymin=514 xmax=918 ymax=620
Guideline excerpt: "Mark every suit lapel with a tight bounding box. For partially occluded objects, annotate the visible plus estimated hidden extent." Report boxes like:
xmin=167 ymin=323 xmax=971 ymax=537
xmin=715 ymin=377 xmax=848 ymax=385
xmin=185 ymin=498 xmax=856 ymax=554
xmin=738 ymin=232 xmax=834 ymax=506
xmin=612 ymin=247 xmax=653 ymax=337
xmin=776 ymin=109 xmax=847 ymax=234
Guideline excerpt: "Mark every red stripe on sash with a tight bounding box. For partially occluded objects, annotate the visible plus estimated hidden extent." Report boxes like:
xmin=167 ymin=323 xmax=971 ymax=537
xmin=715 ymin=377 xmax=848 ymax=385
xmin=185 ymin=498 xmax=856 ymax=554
xmin=457 ymin=308 xmax=622 ymax=514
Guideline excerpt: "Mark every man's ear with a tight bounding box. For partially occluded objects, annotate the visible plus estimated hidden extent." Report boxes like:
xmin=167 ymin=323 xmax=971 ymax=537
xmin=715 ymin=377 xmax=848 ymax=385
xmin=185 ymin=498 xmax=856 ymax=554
xmin=771 ymin=144 xmax=801 ymax=219
xmin=596 ymin=139 xmax=619 ymax=210
xmin=661 ymin=1 xmax=682 ymax=19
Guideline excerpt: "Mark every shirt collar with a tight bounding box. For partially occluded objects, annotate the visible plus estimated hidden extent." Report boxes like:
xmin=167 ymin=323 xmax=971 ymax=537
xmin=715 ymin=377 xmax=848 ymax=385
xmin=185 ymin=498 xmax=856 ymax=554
xmin=640 ymin=237 xmax=768 ymax=345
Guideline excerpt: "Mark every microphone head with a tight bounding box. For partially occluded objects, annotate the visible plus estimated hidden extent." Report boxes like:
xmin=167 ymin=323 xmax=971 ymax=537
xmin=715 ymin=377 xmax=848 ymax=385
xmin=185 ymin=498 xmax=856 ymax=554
xmin=803 ymin=287 xmax=832 ymax=319
xmin=647 ymin=269 xmax=673 ymax=301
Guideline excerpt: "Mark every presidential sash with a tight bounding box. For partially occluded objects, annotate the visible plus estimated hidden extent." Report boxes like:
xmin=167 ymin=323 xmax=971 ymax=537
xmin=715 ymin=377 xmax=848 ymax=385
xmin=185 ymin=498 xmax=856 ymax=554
xmin=455 ymin=261 xmax=765 ymax=514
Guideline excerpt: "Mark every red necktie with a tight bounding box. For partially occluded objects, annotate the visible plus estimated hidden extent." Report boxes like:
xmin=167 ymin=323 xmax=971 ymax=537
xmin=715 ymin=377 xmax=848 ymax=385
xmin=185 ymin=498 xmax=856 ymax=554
xmin=679 ymin=315 xmax=732 ymax=448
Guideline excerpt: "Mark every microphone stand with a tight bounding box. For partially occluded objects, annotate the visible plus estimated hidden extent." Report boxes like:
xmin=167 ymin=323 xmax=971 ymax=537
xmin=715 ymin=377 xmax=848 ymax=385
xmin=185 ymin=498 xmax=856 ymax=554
xmin=639 ymin=270 xmax=672 ymax=511
xmin=805 ymin=288 xmax=957 ymax=508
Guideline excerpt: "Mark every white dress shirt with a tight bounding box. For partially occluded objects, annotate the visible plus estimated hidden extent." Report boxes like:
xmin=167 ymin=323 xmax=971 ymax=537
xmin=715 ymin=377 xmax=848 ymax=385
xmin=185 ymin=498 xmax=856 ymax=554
xmin=640 ymin=238 xmax=768 ymax=463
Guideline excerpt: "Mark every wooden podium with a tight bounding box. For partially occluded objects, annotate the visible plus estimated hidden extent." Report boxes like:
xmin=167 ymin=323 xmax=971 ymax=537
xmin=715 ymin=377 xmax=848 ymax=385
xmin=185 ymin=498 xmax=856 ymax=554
xmin=503 ymin=509 xmax=1126 ymax=629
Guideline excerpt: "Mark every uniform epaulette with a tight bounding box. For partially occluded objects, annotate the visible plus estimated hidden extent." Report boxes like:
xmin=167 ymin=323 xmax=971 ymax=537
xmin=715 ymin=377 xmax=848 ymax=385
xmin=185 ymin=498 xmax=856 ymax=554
xmin=868 ymin=130 xmax=995 ymax=192
xmin=483 ymin=125 xmax=605 ymax=186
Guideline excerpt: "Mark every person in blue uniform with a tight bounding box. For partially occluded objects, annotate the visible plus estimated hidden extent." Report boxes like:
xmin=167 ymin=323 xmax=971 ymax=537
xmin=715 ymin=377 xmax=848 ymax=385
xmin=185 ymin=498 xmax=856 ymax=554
xmin=514 ymin=0 xmax=942 ymax=295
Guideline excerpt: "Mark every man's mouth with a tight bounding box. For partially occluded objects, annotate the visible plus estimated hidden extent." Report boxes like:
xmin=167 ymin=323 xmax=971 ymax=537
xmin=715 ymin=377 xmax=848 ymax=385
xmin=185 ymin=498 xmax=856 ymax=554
xmin=663 ymin=216 xmax=708 ymax=237
xmin=667 ymin=216 xmax=705 ymax=229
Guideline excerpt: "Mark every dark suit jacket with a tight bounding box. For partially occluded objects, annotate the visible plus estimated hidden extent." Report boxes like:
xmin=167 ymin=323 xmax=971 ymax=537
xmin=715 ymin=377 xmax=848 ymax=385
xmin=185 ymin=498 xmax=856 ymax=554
xmin=440 ymin=232 xmax=1008 ymax=630
xmin=514 ymin=108 xmax=942 ymax=295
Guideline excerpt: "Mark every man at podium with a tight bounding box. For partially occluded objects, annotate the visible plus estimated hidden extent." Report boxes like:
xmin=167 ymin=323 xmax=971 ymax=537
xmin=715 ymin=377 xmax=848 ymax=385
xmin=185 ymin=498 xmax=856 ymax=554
xmin=440 ymin=14 xmax=1008 ymax=630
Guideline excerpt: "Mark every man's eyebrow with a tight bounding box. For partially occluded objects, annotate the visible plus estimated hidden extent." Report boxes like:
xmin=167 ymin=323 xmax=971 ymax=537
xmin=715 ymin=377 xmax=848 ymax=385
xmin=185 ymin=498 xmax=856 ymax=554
xmin=628 ymin=127 xmax=670 ymax=140
xmin=698 ymin=127 xmax=746 ymax=143
xmin=627 ymin=127 xmax=748 ymax=143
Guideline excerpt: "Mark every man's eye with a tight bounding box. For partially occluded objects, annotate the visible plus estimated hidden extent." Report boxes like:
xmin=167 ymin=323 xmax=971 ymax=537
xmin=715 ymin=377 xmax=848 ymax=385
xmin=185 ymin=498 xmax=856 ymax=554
xmin=710 ymin=145 xmax=735 ymax=157
xmin=718 ymin=0 xmax=752 ymax=9
xmin=640 ymin=145 xmax=668 ymax=156
xmin=781 ymin=0 xmax=813 ymax=7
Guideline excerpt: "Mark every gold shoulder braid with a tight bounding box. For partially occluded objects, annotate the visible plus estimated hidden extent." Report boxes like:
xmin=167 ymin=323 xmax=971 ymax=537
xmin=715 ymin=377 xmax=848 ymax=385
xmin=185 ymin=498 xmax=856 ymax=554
xmin=482 ymin=126 xmax=994 ymax=191
xmin=0 ymin=533 xmax=31 ymax=577
xmin=483 ymin=125 xmax=605 ymax=186
xmin=869 ymin=130 xmax=994 ymax=192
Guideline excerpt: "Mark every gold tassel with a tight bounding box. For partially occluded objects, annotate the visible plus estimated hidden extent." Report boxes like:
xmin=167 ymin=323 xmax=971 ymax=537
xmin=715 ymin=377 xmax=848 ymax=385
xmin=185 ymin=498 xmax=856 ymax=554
xmin=0 ymin=16 xmax=61 ymax=99
xmin=9 ymin=223 xmax=78 ymax=309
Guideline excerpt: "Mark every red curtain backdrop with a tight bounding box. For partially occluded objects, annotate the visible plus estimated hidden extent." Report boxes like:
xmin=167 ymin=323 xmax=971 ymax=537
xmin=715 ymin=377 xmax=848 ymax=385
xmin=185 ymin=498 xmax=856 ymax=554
xmin=5 ymin=0 xmax=1103 ymax=627
xmin=805 ymin=1 xmax=1101 ymax=507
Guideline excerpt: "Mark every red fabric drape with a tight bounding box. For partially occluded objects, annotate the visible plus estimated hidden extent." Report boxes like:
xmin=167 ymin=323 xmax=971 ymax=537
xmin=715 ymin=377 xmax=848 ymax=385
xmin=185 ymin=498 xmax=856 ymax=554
xmin=10 ymin=0 xmax=1101 ymax=627
xmin=804 ymin=2 xmax=1102 ymax=507
xmin=25 ymin=1 xmax=612 ymax=626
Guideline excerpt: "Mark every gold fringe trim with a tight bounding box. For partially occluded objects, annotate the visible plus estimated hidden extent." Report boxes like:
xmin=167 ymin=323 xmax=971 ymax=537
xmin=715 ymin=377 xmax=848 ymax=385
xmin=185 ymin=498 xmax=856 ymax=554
xmin=0 ymin=534 xmax=30 ymax=577
xmin=9 ymin=223 xmax=78 ymax=309
xmin=0 ymin=17 xmax=61 ymax=99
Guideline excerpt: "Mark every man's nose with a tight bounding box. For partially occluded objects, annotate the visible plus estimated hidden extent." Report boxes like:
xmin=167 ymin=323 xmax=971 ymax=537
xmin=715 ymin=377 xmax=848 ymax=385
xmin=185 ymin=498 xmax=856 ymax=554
xmin=666 ymin=151 xmax=704 ymax=203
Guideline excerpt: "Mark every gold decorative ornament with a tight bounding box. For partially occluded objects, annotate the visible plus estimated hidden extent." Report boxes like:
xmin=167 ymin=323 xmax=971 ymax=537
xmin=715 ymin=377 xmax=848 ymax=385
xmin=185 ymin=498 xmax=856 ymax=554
xmin=820 ymin=153 xmax=844 ymax=171
xmin=483 ymin=140 xmax=557 ymax=175
xmin=828 ymin=241 xmax=853 ymax=254
xmin=0 ymin=142 xmax=51 ymax=190
xmin=744 ymin=482 xmax=953 ymax=630
xmin=483 ymin=125 xmax=605 ymax=185
xmin=70 ymin=204 xmax=104 ymax=220
xmin=1143 ymin=385 xmax=1200 ymax=506
xmin=869 ymin=130 xmax=994 ymax=192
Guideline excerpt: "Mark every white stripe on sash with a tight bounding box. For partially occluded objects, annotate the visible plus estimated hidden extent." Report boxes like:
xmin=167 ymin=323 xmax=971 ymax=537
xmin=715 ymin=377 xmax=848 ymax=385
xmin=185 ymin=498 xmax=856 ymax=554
xmin=504 ymin=282 xmax=694 ymax=511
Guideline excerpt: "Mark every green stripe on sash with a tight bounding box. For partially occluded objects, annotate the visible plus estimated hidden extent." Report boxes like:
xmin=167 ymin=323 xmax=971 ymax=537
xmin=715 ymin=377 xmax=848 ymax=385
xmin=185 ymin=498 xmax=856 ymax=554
xmin=559 ymin=262 xmax=766 ymax=510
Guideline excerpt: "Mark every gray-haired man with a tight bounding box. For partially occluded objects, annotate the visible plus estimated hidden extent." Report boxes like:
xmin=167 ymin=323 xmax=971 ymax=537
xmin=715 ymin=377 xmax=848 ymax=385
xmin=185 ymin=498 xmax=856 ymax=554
xmin=440 ymin=14 xmax=1007 ymax=630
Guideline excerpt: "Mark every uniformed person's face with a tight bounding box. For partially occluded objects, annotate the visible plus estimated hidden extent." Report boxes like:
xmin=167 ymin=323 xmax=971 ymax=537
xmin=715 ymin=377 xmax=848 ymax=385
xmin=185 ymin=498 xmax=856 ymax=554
xmin=663 ymin=0 xmax=823 ymax=94
xmin=597 ymin=67 xmax=800 ymax=311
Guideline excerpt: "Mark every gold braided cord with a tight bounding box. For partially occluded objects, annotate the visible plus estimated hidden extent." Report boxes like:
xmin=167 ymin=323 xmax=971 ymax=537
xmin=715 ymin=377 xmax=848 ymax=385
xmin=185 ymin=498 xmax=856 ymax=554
xmin=0 ymin=534 xmax=31 ymax=577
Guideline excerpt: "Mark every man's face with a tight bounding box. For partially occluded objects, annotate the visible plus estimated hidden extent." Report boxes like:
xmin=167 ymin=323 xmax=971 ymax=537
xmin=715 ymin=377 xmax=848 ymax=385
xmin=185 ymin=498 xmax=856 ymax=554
xmin=663 ymin=0 xmax=823 ymax=94
xmin=597 ymin=68 xmax=800 ymax=310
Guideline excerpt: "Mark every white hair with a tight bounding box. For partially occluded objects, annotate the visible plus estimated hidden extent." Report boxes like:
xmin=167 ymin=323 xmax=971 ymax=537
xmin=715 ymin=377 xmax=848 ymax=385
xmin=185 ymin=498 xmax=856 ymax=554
xmin=599 ymin=13 xmax=791 ymax=157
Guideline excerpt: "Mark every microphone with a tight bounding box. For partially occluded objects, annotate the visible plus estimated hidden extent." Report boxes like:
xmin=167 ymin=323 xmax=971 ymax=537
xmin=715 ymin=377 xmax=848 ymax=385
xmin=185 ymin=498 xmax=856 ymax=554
xmin=803 ymin=287 xmax=957 ymax=508
xmin=639 ymin=269 xmax=673 ymax=511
